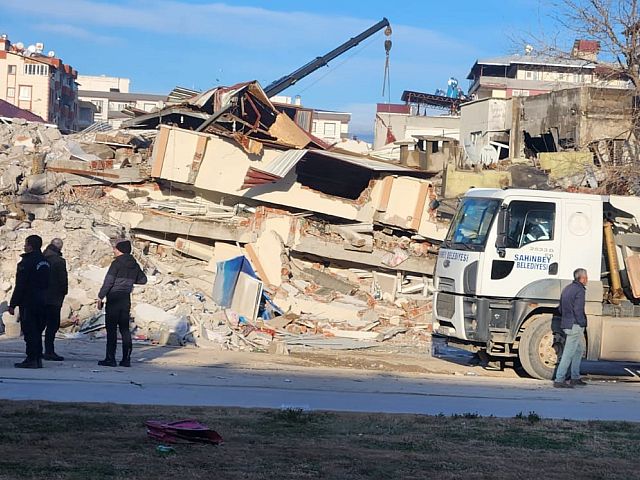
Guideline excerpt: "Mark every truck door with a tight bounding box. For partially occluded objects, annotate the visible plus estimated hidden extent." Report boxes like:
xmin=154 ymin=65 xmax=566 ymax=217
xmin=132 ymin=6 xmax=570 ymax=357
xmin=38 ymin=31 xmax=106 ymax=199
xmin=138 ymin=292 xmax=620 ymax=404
xmin=478 ymin=198 xmax=561 ymax=299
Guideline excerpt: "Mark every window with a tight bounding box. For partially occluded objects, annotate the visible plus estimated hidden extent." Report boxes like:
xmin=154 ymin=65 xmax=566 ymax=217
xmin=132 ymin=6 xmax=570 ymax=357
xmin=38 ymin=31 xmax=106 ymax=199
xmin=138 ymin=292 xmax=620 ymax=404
xmin=143 ymin=103 xmax=156 ymax=112
xmin=23 ymin=64 xmax=49 ymax=76
xmin=505 ymin=201 xmax=555 ymax=248
xmin=18 ymin=85 xmax=32 ymax=101
xmin=7 ymin=87 xmax=14 ymax=98
xmin=324 ymin=122 xmax=336 ymax=137
xmin=311 ymin=121 xmax=318 ymax=133
xmin=445 ymin=197 xmax=501 ymax=251
xmin=8 ymin=65 xmax=16 ymax=75
xmin=91 ymin=100 xmax=103 ymax=113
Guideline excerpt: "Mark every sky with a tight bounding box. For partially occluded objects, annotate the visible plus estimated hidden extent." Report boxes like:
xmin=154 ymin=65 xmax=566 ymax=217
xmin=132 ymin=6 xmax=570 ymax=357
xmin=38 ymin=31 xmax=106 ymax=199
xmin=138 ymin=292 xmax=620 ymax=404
xmin=0 ymin=0 xmax=552 ymax=137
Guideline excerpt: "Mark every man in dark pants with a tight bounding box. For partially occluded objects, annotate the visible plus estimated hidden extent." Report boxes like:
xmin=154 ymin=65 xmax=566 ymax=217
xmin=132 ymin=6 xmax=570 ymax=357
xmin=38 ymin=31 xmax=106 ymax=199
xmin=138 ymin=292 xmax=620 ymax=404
xmin=97 ymin=240 xmax=147 ymax=367
xmin=43 ymin=238 xmax=68 ymax=361
xmin=9 ymin=235 xmax=50 ymax=369
xmin=554 ymin=268 xmax=589 ymax=388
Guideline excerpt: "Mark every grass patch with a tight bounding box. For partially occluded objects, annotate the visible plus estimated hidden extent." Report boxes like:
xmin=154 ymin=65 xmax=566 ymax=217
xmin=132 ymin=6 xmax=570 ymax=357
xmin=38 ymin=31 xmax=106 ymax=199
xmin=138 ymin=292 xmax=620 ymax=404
xmin=0 ymin=401 xmax=638 ymax=479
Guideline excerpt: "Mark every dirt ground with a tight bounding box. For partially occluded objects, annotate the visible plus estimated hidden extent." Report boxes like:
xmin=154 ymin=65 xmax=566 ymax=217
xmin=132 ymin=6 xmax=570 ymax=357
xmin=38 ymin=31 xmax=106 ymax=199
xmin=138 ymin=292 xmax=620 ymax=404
xmin=0 ymin=401 xmax=638 ymax=480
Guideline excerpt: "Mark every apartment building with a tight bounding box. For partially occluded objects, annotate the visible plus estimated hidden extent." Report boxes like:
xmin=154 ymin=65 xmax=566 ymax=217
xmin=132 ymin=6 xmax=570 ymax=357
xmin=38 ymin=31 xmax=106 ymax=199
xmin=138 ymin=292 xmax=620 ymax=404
xmin=467 ymin=40 xmax=628 ymax=100
xmin=0 ymin=35 xmax=78 ymax=131
xmin=77 ymin=75 xmax=166 ymax=128
xmin=311 ymin=110 xmax=351 ymax=144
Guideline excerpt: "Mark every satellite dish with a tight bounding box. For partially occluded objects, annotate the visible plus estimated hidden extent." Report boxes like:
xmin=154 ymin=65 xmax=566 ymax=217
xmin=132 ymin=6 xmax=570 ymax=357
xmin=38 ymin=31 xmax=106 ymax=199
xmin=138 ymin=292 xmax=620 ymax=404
xmin=525 ymin=44 xmax=534 ymax=55
xmin=35 ymin=42 xmax=44 ymax=52
xmin=27 ymin=45 xmax=36 ymax=53
xmin=15 ymin=42 xmax=24 ymax=50
xmin=47 ymin=51 xmax=55 ymax=58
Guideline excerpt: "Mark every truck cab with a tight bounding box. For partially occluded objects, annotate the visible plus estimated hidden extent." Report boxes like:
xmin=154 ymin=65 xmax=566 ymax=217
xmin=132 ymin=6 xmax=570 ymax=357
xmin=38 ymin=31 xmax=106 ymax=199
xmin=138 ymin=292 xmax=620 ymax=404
xmin=433 ymin=188 xmax=640 ymax=379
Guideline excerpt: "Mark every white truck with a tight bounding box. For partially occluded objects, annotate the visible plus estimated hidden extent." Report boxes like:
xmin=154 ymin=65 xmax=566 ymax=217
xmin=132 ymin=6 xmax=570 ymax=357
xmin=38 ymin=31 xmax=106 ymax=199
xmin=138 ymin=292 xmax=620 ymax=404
xmin=433 ymin=188 xmax=640 ymax=379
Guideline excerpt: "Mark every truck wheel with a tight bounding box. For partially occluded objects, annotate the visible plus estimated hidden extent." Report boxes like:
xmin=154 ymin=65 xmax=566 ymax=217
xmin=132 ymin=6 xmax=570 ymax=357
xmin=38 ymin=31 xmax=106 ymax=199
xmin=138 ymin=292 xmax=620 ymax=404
xmin=518 ymin=315 xmax=562 ymax=380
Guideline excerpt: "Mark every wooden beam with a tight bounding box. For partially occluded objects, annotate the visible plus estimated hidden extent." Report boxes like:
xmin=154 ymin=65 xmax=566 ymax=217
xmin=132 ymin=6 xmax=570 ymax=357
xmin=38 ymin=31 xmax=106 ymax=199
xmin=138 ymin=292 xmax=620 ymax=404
xmin=376 ymin=176 xmax=394 ymax=212
xmin=47 ymin=167 xmax=119 ymax=178
xmin=151 ymin=126 xmax=170 ymax=178
xmin=409 ymin=182 xmax=430 ymax=231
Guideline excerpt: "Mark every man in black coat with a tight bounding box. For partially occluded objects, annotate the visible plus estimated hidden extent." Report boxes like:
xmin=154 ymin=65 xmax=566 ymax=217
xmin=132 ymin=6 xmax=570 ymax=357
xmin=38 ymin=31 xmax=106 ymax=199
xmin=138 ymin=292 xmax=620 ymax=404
xmin=43 ymin=238 xmax=68 ymax=361
xmin=97 ymin=240 xmax=147 ymax=367
xmin=9 ymin=235 xmax=50 ymax=369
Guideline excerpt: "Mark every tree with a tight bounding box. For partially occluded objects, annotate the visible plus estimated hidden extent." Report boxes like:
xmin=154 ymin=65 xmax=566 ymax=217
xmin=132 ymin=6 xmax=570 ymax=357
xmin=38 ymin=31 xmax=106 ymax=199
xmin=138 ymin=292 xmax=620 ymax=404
xmin=534 ymin=1 xmax=640 ymax=193
xmin=551 ymin=0 xmax=640 ymax=89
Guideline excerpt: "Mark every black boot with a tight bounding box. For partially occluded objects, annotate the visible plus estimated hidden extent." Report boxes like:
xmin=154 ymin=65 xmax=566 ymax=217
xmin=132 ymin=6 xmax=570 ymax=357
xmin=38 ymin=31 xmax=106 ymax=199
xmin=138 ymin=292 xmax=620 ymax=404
xmin=98 ymin=358 xmax=117 ymax=367
xmin=43 ymin=353 xmax=64 ymax=361
xmin=120 ymin=346 xmax=132 ymax=367
xmin=15 ymin=358 xmax=39 ymax=369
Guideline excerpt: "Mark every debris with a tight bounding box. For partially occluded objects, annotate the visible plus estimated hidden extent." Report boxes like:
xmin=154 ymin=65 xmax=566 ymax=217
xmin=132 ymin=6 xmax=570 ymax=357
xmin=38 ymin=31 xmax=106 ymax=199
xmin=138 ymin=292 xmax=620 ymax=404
xmin=145 ymin=420 xmax=223 ymax=445
xmin=156 ymin=445 xmax=176 ymax=456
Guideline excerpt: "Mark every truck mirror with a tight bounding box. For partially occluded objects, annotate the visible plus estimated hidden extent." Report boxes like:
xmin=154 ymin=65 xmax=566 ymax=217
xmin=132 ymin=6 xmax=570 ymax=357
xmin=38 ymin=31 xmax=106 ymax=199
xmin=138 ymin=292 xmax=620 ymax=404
xmin=495 ymin=204 xmax=508 ymax=258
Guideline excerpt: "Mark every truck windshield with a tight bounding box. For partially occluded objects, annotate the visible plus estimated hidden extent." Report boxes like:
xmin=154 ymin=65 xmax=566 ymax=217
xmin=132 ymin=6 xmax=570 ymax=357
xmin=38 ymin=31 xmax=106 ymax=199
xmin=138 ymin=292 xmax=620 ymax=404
xmin=444 ymin=197 xmax=500 ymax=251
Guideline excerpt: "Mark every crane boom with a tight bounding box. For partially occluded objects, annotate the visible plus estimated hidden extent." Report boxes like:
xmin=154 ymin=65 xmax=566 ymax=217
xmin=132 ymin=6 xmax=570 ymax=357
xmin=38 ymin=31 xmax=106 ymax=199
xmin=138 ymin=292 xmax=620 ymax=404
xmin=263 ymin=17 xmax=390 ymax=98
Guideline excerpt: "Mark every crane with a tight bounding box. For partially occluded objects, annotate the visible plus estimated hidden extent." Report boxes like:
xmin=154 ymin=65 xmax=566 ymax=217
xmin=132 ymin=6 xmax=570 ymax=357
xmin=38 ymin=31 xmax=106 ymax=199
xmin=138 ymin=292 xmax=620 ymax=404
xmin=263 ymin=17 xmax=391 ymax=98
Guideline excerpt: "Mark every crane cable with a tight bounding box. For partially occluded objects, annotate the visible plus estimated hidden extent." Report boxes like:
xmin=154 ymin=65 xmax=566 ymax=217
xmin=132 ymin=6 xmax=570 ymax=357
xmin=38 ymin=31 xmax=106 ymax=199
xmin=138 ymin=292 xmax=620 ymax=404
xmin=382 ymin=25 xmax=392 ymax=102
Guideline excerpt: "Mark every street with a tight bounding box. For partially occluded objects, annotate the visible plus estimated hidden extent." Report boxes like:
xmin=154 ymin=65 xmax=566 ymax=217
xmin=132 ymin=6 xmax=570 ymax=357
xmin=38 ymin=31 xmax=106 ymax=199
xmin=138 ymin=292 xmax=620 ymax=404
xmin=1 ymin=338 xmax=639 ymax=422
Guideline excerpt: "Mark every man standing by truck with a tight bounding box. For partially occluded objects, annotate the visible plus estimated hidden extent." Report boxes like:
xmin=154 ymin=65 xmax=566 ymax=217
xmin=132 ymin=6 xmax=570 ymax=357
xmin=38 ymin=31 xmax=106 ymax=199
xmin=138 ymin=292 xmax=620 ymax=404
xmin=554 ymin=268 xmax=589 ymax=388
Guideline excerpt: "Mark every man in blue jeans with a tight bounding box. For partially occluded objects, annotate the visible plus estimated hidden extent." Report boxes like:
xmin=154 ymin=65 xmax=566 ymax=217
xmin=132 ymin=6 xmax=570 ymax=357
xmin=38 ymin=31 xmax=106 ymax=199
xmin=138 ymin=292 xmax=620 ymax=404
xmin=554 ymin=268 xmax=588 ymax=388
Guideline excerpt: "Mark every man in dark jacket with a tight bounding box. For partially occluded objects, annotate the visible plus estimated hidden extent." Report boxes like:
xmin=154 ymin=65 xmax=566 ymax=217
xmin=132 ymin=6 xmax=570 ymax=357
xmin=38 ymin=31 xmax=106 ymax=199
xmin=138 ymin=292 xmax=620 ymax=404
xmin=43 ymin=238 xmax=68 ymax=361
xmin=9 ymin=235 xmax=50 ymax=369
xmin=554 ymin=268 xmax=588 ymax=388
xmin=97 ymin=239 xmax=147 ymax=367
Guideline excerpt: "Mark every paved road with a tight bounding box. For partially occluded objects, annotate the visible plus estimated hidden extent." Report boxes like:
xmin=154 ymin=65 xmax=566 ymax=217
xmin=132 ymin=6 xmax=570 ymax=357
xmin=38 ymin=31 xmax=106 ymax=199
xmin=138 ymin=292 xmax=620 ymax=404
xmin=0 ymin=341 xmax=639 ymax=421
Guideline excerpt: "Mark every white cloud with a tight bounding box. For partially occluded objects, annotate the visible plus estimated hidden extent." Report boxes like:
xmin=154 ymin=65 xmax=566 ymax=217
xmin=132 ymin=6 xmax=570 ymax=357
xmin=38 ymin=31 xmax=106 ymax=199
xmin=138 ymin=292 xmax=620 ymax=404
xmin=33 ymin=23 xmax=119 ymax=44
xmin=2 ymin=0 xmax=471 ymax=55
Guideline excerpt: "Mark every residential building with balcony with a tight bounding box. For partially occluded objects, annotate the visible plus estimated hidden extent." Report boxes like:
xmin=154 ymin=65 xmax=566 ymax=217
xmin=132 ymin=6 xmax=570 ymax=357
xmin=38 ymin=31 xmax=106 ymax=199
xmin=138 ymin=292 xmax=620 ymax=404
xmin=78 ymin=89 xmax=167 ymax=129
xmin=467 ymin=40 xmax=629 ymax=100
xmin=0 ymin=35 xmax=78 ymax=131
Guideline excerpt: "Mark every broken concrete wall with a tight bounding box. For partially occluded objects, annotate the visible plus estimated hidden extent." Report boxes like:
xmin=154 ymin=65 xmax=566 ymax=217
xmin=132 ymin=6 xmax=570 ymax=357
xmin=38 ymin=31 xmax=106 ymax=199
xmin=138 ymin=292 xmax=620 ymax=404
xmin=373 ymin=113 xmax=460 ymax=150
xmin=517 ymin=86 xmax=633 ymax=152
xmin=372 ymin=176 xmax=446 ymax=240
xmin=442 ymin=163 xmax=511 ymax=198
xmin=151 ymin=126 xmax=376 ymax=222
xmin=459 ymin=97 xmax=512 ymax=166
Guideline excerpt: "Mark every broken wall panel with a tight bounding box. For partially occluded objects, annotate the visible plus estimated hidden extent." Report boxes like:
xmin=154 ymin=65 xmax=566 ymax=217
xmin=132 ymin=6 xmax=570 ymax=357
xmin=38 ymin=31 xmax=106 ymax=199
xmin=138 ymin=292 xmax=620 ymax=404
xmin=152 ymin=125 xmax=376 ymax=222
xmin=372 ymin=176 xmax=447 ymax=240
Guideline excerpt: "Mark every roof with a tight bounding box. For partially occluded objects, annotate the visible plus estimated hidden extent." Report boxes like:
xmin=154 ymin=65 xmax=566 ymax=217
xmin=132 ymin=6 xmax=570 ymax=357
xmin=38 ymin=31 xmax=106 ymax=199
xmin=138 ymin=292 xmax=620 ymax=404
xmin=241 ymin=148 xmax=426 ymax=189
xmin=0 ymin=99 xmax=45 ymax=122
xmin=464 ymin=188 xmax=602 ymax=201
xmin=313 ymin=110 xmax=351 ymax=122
xmin=401 ymin=90 xmax=466 ymax=111
xmin=78 ymin=90 xmax=167 ymax=102
xmin=377 ymin=103 xmax=410 ymax=114
xmin=467 ymin=54 xmax=596 ymax=79
xmin=121 ymin=106 xmax=210 ymax=128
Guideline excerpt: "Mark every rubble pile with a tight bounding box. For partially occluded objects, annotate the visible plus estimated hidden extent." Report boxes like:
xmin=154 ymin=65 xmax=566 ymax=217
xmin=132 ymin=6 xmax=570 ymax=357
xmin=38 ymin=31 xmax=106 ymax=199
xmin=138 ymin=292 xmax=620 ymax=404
xmin=0 ymin=78 xmax=445 ymax=357
xmin=0 ymin=202 xmax=222 ymax=346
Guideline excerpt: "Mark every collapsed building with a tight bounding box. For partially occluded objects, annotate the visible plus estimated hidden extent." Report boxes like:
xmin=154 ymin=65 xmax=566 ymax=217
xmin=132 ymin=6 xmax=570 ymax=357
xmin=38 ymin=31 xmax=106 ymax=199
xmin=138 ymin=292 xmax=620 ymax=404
xmin=0 ymin=78 xmax=442 ymax=354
